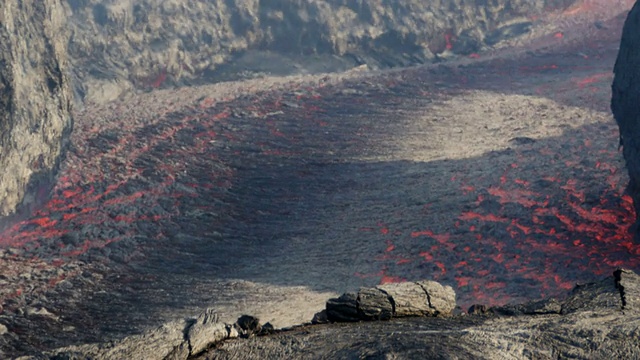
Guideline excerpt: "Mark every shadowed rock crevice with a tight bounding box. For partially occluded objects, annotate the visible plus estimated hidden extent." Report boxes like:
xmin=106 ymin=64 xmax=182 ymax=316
xmin=376 ymin=287 xmax=397 ymax=316
xmin=417 ymin=281 xmax=436 ymax=311
xmin=615 ymin=268 xmax=628 ymax=309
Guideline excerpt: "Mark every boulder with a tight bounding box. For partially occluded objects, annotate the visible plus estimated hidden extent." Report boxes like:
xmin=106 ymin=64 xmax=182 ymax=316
xmin=0 ymin=0 xmax=73 ymax=220
xmin=326 ymin=280 xmax=456 ymax=322
xmin=612 ymin=0 xmax=640 ymax=239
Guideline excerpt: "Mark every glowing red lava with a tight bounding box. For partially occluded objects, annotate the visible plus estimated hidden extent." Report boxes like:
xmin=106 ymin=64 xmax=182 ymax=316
xmin=0 ymin=17 xmax=636 ymax=313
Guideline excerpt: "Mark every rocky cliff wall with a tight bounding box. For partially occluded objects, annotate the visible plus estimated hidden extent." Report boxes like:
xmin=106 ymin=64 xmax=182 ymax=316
xmin=64 ymin=0 xmax=577 ymax=104
xmin=612 ymin=0 xmax=640 ymax=240
xmin=0 ymin=0 xmax=73 ymax=219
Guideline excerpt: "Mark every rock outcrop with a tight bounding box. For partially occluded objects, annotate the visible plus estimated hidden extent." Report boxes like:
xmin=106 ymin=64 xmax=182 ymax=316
xmin=200 ymin=270 xmax=640 ymax=359
xmin=63 ymin=0 xmax=576 ymax=104
xmin=0 ymin=0 xmax=73 ymax=220
xmin=325 ymin=280 xmax=456 ymax=322
xmin=612 ymin=0 xmax=640 ymax=240
xmin=46 ymin=271 xmax=640 ymax=359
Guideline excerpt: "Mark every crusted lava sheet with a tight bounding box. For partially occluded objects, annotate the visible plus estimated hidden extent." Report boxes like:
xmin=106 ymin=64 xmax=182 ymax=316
xmin=0 ymin=2 xmax=636 ymax=357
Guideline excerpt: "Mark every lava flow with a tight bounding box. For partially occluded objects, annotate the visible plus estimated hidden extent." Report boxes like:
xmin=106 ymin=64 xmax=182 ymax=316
xmin=0 ymin=8 xmax=637 ymax=320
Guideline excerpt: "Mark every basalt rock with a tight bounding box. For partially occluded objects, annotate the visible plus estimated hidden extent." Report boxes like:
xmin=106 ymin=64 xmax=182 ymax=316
xmin=0 ymin=1 xmax=73 ymax=221
xmin=326 ymin=281 xmax=456 ymax=322
xmin=46 ymin=272 xmax=640 ymax=359
xmin=612 ymin=0 xmax=640 ymax=240
xmin=62 ymin=0 xmax=577 ymax=104
xmin=200 ymin=270 xmax=640 ymax=359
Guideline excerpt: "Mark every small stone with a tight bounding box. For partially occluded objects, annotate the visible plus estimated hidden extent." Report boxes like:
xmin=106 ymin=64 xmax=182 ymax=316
xmin=19 ymin=272 xmax=32 ymax=280
xmin=236 ymin=315 xmax=261 ymax=337
xmin=259 ymin=322 xmax=275 ymax=335
xmin=468 ymin=304 xmax=488 ymax=315
xmin=25 ymin=307 xmax=58 ymax=320
xmin=311 ymin=309 xmax=329 ymax=324
xmin=0 ymin=323 xmax=7 ymax=335
xmin=227 ymin=325 xmax=239 ymax=338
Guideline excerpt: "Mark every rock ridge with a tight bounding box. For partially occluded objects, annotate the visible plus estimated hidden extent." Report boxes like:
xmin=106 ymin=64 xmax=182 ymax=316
xmin=61 ymin=0 xmax=582 ymax=104
xmin=44 ymin=270 xmax=640 ymax=360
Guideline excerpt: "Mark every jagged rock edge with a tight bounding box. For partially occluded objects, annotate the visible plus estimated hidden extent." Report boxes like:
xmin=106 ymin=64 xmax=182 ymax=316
xmin=614 ymin=268 xmax=627 ymax=310
xmin=183 ymin=318 xmax=196 ymax=356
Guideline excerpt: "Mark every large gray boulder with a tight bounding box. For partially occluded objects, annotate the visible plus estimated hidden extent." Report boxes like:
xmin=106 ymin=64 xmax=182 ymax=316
xmin=0 ymin=0 xmax=73 ymax=219
xmin=326 ymin=280 xmax=456 ymax=322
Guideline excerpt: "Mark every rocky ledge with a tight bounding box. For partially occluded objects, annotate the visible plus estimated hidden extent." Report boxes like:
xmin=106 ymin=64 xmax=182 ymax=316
xmin=40 ymin=269 xmax=640 ymax=359
xmin=64 ymin=0 xmax=583 ymax=105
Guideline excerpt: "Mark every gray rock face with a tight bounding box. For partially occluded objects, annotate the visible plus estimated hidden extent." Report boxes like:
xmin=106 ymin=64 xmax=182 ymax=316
xmin=612 ymin=0 xmax=640 ymax=240
xmin=0 ymin=0 xmax=73 ymax=218
xmin=187 ymin=310 xmax=229 ymax=356
xmin=200 ymin=270 xmax=640 ymax=359
xmin=50 ymin=309 xmax=250 ymax=359
xmin=45 ymin=272 xmax=640 ymax=359
xmin=62 ymin=0 xmax=575 ymax=104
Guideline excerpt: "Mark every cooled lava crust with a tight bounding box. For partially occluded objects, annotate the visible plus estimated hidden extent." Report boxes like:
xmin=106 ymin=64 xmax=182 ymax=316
xmin=0 ymin=2 xmax=637 ymax=355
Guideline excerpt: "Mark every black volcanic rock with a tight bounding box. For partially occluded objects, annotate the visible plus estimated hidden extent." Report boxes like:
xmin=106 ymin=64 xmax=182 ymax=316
xmin=0 ymin=1 xmax=73 ymax=219
xmin=612 ymin=0 xmax=640 ymax=240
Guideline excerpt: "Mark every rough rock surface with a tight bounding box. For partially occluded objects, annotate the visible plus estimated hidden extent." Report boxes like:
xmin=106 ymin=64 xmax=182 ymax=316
xmin=0 ymin=0 xmax=73 ymax=219
xmin=326 ymin=280 xmax=456 ymax=322
xmin=200 ymin=270 xmax=640 ymax=359
xmin=0 ymin=1 xmax=635 ymax=357
xmin=63 ymin=0 xmax=578 ymax=104
xmin=49 ymin=312 xmax=259 ymax=359
xmin=612 ymin=0 xmax=640 ymax=240
xmin=45 ymin=271 xmax=640 ymax=359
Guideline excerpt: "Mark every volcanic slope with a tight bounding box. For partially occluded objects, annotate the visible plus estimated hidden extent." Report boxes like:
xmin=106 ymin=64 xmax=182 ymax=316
xmin=0 ymin=7 xmax=636 ymax=358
